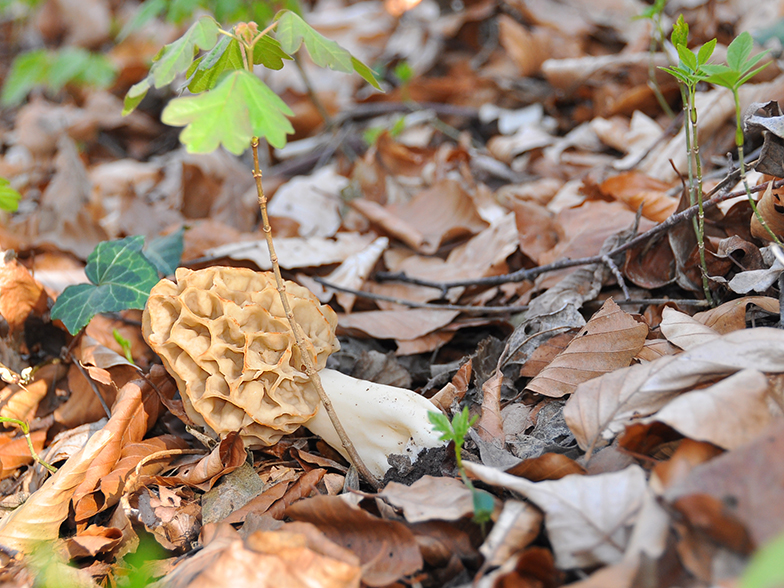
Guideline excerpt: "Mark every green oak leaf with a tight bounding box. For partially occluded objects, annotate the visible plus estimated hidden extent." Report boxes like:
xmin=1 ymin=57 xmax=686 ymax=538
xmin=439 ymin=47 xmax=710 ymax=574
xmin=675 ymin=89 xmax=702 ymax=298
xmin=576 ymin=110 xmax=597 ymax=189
xmin=0 ymin=178 xmax=21 ymax=212
xmin=275 ymin=10 xmax=353 ymax=73
xmin=162 ymin=69 xmax=294 ymax=153
xmin=51 ymin=236 xmax=160 ymax=335
xmin=143 ymin=226 xmax=184 ymax=275
xmin=150 ymin=16 xmax=219 ymax=89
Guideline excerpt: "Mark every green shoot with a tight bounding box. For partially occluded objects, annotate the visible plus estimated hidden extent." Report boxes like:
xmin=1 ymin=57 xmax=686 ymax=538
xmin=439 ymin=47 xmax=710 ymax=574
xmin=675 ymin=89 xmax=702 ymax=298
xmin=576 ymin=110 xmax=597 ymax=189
xmin=113 ymin=330 xmax=136 ymax=365
xmin=703 ymin=32 xmax=779 ymax=244
xmin=0 ymin=417 xmax=56 ymax=474
xmin=661 ymin=15 xmax=716 ymax=304
xmin=429 ymin=407 xmax=495 ymax=525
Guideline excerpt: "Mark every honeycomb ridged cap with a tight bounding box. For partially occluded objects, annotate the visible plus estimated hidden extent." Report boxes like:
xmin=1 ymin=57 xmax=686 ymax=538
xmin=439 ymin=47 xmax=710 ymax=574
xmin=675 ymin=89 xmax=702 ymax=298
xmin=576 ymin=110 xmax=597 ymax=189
xmin=142 ymin=266 xmax=339 ymax=447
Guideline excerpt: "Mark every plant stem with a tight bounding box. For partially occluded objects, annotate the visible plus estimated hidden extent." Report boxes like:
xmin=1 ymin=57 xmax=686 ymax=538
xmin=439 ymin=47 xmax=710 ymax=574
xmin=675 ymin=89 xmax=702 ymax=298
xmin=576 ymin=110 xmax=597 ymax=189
xmin=683 ymin=85 xmax=714 ymax=304
xmin=0 ymin=417 xmax=56 ymax=474
xmin=250 ymin=138 xmax=381 ymax=490
xmin=647 ymin=21 xmax=675 ymax=118
xmin=732 ymin=88 xmax=782 ymax=244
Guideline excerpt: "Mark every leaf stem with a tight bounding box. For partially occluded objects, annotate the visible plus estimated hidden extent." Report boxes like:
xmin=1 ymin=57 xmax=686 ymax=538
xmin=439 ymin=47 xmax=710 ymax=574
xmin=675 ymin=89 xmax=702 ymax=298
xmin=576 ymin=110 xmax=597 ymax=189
xmin=0 ymin=417 xmax=57 ymax=474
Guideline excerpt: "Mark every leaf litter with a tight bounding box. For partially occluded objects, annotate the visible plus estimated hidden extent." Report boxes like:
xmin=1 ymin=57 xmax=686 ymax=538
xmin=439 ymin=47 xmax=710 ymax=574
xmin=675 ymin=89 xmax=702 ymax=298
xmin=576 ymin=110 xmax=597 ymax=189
xmin=4 ymin=0 xmax=784 ymax=586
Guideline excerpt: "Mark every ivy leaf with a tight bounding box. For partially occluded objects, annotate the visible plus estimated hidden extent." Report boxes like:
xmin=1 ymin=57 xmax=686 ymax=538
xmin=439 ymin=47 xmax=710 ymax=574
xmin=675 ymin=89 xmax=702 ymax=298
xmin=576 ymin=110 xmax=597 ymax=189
xmin=162 ymin=69 xmax=294 ymax=153
xmin=51 ymin=237 xmax=160 ymax=335
xmin=1 ymin=50 xmax=49 ymax=107
xmin=275 ymin=10 xmax=353 ymax=73
xmin=0 ymin=178 xmax=21 ymax=212
xmin=143 ymin=226 xmax=184 ymax=275
xmin=150 ymin=16 xmax=219 ymax=89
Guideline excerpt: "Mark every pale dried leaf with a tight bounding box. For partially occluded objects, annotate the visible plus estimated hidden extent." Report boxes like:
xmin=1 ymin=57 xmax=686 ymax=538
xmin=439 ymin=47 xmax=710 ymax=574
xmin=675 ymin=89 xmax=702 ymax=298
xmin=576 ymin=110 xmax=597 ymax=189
xmin=380 ymin=476 xmax=474 ymax=523
xmin=660 ymin=307 xmax=719 ymax=350
xmin=479 ymin=500 xmax=543 ymax=567
xmin=465 ymin=462 xmax=647 ymax=569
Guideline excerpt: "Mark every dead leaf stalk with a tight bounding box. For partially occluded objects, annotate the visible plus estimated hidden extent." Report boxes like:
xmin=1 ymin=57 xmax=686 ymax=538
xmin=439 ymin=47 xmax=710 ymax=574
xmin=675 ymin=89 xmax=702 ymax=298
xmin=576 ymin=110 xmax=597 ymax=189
xmin=250 ymin=138 xmax=381 ymax=491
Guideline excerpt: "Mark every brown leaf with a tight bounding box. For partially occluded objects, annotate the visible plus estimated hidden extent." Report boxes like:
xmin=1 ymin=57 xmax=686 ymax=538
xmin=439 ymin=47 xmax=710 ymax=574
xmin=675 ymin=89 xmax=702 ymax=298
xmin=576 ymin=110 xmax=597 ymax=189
xmin=0 ymin=253 xmax=48 ymax=334
xmin=519 ymin=331 xmax=577 ymax=378
xmin=380 ymin=476 xmax=475 ymax=523
xmin=478 ymin=501 xmax=543 ymax=567
xmin=286 ymin=495 xmax=423 ymax=586
xmin=659 ymin=307 xmax=719 ymax=350
xmin=0 ymin=363 xmax=67 ymax=423
xmin=505 ymin=453 xmax=586 ymax=482
xmin=0 ymin=429 xmax=46 ymax=479
xmin=466 ymin=462 xmax=647 ymax=569
xmin=222 ymin=480 xmax=291 ymax=524
xmin=476 ymin=370 xmax=504 ymax=442
xmin=0 ymin=427 xmax=113 ymax=551
xmin=63 ymin=525 xmax=123 ymax=559
xmin=642 ymin=369 xmax=772 ymax=450
xmin=693 ymin=296 xmax=780 ymax=333
xmin=337 ymin=309 xmax=459 ymax=341
xmin=750 ymin=181 xmax=784 ymax=242
xmin=526 ymin=299 xmax=648 ymax=398
xmin=267 ymin=469 xmax=326 ymax=520
xmin=597 ymin=172 xmax=677 ymax=222
xmin=154 ymin=432 xmax=245 ymax=491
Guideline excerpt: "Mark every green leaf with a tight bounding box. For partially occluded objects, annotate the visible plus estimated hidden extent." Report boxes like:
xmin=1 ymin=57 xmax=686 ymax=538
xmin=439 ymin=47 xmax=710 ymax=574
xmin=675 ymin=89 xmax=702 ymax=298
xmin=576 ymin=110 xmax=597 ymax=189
xmin=0 ymin=178 xmax=21 ymax=212
xmin=351 ymin=56 xmax=383 ymax=91
xmin=143 ymin=226 xmax=184 ymax=275
xmin=51 ymin=236 xmax=160 ymax=335
xmin=275 ymin=10 xmax=353 ymax=73
xmin=253 ymin=35 xmax=291 ymax=71
xmin=727 ymin=31 xmax=753 ymax=71
xmin=676 ymin=44 xmax=698 ymax=73
xmin=738 ymin=62 xmax=771 ymax=86
xmin=123 ymin=77 xmax=151 ymax=115
xmin=113 ymin=329 xmax=135 ymax=364
xmin=742 ymin=531 xmax=784 ymax=588
xmin=428 ymin=411 xmax=454 ymax=440
xmin=48 ymin=48 xmax=91 ymax=92
xmin=150 ymin=16 xmax=219 ymax=89
xmin=76 ymin=53 xmax=117 ymax=89
xmin=188 ymin=37 xmax=243 ymax=93
xmin=660 ymin=66 xmax=691 ymax=85
xmin=697 ymin=39 xmax=717 ymax=66
xmin=471 ymin=489 xmax=495 ymax=524
xmin=162 ymin=69 xmax=294 ymax=153
xmin=1 ymin=50 xmax=49 ymax=107
xmin=117 ymin=0 xmax=166 ymax=42
xmin=671 ymin=14 xmax=689 ymax=49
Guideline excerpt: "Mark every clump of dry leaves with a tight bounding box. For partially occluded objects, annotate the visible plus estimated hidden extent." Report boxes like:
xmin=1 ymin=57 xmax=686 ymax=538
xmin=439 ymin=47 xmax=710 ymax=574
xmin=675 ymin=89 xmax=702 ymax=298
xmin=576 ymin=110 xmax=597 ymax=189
xmin=3 ymin=0 xmax=784 ymax=586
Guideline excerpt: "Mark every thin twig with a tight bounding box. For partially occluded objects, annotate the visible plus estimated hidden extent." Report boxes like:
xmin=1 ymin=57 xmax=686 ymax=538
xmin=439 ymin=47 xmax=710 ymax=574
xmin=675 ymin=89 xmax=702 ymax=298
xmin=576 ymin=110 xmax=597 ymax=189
xmin=250 ymin=138 xmax=381 ymax=490
xmin=376 ymin=179 xmax=784 ymax=292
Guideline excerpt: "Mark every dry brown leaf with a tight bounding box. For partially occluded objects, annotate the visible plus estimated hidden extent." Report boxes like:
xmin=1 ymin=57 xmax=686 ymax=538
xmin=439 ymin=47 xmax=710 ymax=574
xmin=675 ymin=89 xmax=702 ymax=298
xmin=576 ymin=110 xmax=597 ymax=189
xmin=286 ymin=495 xmax=423 ymax=586
xmin=479 ymin=500 xmax=543 ymax=567
xmin=564 ymin=328 xmax=784 ymax=453
xmin=154 ymin=432 xmax=245 ymax=491
xmin=0 ymin=253 xmax=48 ymax=334
xmin=222 ymin=480 xmax=290 ymax=524
xmin=337 ymin=308 xmax=459 ymax=341
xmin=267 ymin=469 xmax=326 ymax=520
xmin=642 ymin=369 xmax=772 ymax=451
xmin=0 ymin=363 xmax=67 ymax=424
xmin=652 ymin=439 xmax=724 ymax=493
xmin=63 ymin=525 xmax=123 ymax=559
xmin=476 ymin=370 xmax=504 ymax=442
xmin=465 ymin=462 xmax=647 ymax=569
xmin=498 ymin=15 xmax=550 ymax=77
xmin=505 ymin=453 xmax=586 ymax=482
xmin=71 ymin=372 xmax=168 ymax=522
xmin=519 ymin=330 xmax=577 ymax=378
xmin=664 ymin=420 xmax=784 ymax=546
xmin=597 ymin=172 xmax=677 ymax=222
xmin=526 ymin=299 xmax=648 ymax=398
xmin=0 ymin=427 xmax=113 ymax=551
xmin=693 ymin=296 xmax=780 ymax=333
xmin=380 ymin=476 xmax=475 ymax=523
xmin=512 ymin=199 xmax=559 ymax=264
xmin=0 ymin=429 xmax=46 ymax=479
xmin=659 ymin=307 xmax=719 ymax=350
xmin=634 ymin=338 xmax=679 ymax=362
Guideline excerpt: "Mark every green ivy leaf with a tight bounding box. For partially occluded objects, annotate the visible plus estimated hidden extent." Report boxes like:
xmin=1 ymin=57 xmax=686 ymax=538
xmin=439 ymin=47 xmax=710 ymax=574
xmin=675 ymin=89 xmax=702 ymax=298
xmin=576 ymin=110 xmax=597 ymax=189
xmin=150 ymin=16 xmax=219 ymax=89
xmin=727 ymin=31 xmax=754 ymax=72
xmin=0 ymin=178 xmax=21 ymax=212
xmin=143 ymin=226 xmax=184 ymax=275
xmin=275 ymin=10 xmax=353 ymax=73
xmin=253 ymin=35 xmax=291 ymax=71
xmin=162 ymin=69 xmax=294 ymax=153
xmin=123 ymin=77 xmax=151 ymax=115
xmin=1 ymin=50 xmax=49 ymax=107
xmin=51 ymin=236 xmax=160 ymax=335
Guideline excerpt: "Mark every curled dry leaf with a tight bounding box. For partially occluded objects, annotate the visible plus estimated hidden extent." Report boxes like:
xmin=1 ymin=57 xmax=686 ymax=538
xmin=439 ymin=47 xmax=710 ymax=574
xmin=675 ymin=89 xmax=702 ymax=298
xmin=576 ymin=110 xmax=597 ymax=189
xmin=286 ymin=495 xmax=423 ymax=587
xmin=564 ymin=328 xmax=784 ymax=453
xmin=0 ymin=252 xmax=48 ymax=335
xmin=642 ymin=369 xmax=772 ymax=451
xmin=526 ymin=299 xmax=648 ymax=398
xmin=0 ymin=428 xmax=113 ymax=551
xmin=750 ymin=181 xmax=784 ymax=242
xmin=154 ymin=431 xmax=245 ymax=491
xmin=465 ymin=461 xmax=647 ymax=569
xmin=693 ymin=296 xmax=780 ymax=333
xmin=659 ymin=307 xmax=719 ymax=351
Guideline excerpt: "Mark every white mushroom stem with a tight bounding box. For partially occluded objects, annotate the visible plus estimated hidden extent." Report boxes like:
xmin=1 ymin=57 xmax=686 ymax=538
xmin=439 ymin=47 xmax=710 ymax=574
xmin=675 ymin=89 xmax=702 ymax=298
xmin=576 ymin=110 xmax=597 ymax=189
xmin=303 ymin=369 xmax=447 ymax=479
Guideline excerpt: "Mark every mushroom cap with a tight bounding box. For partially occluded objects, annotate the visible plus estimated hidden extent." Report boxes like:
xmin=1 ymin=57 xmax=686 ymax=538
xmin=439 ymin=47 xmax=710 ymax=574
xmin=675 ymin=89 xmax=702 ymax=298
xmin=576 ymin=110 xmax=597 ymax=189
xmin=142 ymin=266 xmax=339 ymax=447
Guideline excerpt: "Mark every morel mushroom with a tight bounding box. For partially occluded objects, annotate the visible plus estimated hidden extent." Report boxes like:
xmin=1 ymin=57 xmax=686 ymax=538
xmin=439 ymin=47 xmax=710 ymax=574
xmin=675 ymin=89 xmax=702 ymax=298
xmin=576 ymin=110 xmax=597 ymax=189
xmin=142 ymin=267 xmax=444 ymax=477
